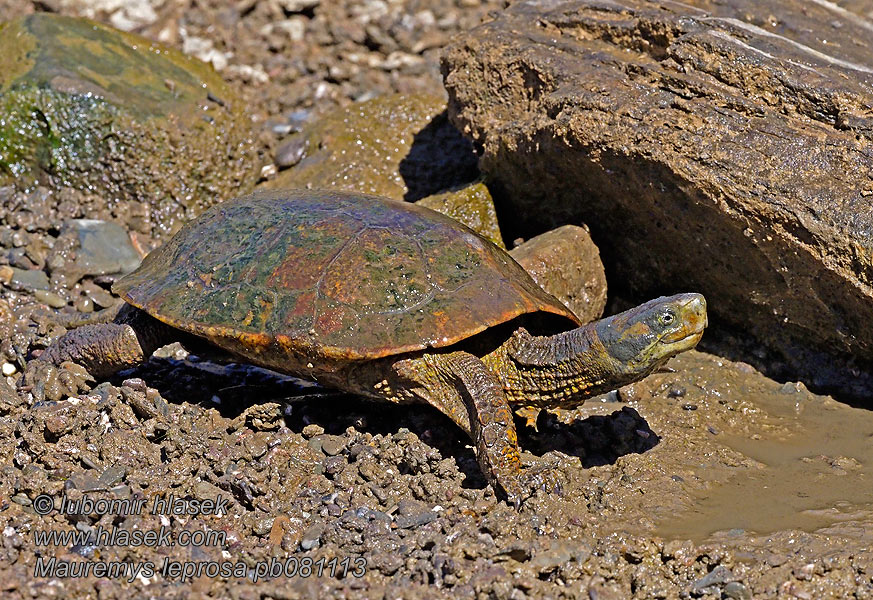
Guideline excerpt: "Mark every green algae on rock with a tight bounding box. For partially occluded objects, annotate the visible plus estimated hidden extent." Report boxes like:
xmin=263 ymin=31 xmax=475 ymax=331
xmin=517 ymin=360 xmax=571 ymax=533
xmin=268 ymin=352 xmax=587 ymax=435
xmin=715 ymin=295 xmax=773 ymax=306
xmin=262 ymin=93 xmax=479 ymax=202
xmin=260 ymin=93 xmax=502 ymax=244
xmin=416 ymin=180 xmax=504 ymax=248
xmin=0 ymin=13 xmax=258 ymax=238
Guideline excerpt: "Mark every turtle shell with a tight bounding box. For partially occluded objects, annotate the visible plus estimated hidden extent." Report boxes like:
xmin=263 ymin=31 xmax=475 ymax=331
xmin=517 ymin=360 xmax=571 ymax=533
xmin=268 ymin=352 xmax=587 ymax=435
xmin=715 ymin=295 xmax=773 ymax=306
xmin=113 ymin=189 xmax=580 ymax=363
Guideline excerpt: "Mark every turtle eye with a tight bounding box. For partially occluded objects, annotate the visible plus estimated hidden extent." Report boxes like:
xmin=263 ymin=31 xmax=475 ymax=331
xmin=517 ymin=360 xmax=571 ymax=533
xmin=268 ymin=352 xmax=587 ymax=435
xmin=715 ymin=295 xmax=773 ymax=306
xmin=658 ymin=310 xmax=676 ymax=327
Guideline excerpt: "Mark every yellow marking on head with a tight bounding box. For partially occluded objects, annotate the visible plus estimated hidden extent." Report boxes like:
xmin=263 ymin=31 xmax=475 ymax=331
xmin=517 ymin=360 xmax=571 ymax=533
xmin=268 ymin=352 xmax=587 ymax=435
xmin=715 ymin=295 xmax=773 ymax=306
xmin=622 ymin=321 xmax=651 ymax=339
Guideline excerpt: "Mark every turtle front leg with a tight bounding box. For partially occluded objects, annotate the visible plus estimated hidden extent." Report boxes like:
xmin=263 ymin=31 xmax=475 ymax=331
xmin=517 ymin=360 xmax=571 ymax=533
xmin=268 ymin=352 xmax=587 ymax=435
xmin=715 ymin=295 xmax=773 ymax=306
xmin=393 ymin=351 xmax=559 ymax=506
xmin=23 ymin=306 xmax=175 ymax=401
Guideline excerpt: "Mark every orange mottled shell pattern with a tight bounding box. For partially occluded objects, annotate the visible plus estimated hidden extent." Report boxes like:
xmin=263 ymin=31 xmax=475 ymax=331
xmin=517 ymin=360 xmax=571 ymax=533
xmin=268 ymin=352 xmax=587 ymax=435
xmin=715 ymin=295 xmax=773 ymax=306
xmin=113 ymin=189 xmax=579 ymax=362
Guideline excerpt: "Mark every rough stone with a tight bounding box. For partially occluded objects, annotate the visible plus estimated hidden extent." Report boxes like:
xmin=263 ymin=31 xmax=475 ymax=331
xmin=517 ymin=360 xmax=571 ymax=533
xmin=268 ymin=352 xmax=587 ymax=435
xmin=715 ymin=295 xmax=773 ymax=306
xmin=442 ymin=0 xmax=873 ymax=401
xmin=8 ymin=267 xmax=49 ymax=291
xmin=416 ymin=180 xmax=504 ymax=248
xmin=509 ymin=225 xmax=606 ymax=322
xmin=0 ymin=13 xmax=258 ymax=239
xmin=60 ymin=219 xmax=142 ymax=278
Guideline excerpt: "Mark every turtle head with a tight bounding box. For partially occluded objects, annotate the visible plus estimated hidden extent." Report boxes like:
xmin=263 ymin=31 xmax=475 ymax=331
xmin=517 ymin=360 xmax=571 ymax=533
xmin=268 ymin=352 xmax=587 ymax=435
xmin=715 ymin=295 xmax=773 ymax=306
xmin=595 ymin=293 xmax=707 ymax=375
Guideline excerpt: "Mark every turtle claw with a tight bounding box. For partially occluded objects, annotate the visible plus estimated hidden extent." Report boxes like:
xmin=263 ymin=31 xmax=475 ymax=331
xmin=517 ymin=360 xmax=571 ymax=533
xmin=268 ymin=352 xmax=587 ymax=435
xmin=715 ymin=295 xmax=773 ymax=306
xmin=521 ymin=466 xmax=564 ymax=497
xmin=23 ymin=359 xmax=95 ymax=402
xmin=500 ymin=467 xmax=565 ymax=508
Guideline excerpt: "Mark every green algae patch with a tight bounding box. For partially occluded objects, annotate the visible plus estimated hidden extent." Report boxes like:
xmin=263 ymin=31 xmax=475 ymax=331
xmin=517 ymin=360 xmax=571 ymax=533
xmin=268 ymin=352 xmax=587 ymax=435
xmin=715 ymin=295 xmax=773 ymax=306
xmin=261 ymin=93 xmax=479 ymax=202
xmin=0 ymin=14 xmax=258 ymax=239
xmin=416 ymin=181 xmax=504 ymax=248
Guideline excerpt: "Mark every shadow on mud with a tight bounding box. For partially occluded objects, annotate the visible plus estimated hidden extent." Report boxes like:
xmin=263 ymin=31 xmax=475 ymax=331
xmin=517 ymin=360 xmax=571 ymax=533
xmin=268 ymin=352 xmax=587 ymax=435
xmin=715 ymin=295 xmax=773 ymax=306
xmin=117 ymin=357 xmax=659 ymax=489
xmin=518 ymin=405 xmax=660 ymax=468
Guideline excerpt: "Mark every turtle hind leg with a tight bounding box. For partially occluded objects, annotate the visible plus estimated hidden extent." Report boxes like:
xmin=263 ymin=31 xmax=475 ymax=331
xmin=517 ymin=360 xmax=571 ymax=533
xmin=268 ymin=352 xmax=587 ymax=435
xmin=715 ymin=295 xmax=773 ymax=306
xmin=393 ymin=350 xmax=560 ymax=507
xmin=23 ymin=306 xmax=178 ymax=402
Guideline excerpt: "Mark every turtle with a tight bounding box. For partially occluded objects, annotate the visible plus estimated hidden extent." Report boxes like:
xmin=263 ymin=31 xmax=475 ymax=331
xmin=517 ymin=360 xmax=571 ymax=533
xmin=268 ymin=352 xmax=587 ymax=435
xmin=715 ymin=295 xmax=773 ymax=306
xmin=25 ymin=188 xmax=707 ymax=504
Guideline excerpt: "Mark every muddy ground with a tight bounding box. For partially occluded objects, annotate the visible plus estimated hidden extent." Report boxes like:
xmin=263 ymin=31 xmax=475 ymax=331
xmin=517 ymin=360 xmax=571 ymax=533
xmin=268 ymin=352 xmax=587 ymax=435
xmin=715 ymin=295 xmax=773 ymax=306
xmin=1 ymin=0 xmax=872 ymax=598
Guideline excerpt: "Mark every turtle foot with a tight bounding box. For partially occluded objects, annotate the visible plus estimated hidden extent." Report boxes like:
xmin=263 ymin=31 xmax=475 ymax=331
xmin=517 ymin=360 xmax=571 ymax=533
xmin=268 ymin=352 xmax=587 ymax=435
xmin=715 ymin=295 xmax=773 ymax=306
xmin=23 ymin=359 xmax=95 ymax=402
xmin=501 ymin=466 xmax=565 ymax=508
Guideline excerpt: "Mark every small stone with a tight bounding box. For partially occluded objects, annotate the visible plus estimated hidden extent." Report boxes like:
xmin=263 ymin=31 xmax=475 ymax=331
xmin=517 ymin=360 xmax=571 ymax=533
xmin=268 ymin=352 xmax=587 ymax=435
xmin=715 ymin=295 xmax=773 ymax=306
xmin=62 ymin=220 xmax=142 ymax=278
xmin=9 ymin=268 xmax=50 ymax=291
xmin=260 ymin=164 xmax=278 ymax=179
xmin=2 ymin=362 xmax=17 ymax=376
xmin=0 ymin=265 xmax=12 ymax=284
xmin=33 ymin=290 xmax=67 ymax=308
xmin=394 ymin=511 xmax=436 ymax=529
xmin=300 ymin=523 xmax=324 ymax=550
xmin=682 ymin=404 xmax=698 ymax=411
xmin=302 ymin=424 xmax=325 ymax=438
xmin=667 ymin=386 xmax=686 ymax=398
xmin=766 ymin=553 xmax=788 ymax=567
xmin=11 ymin=494 xmax=31 ymax=506
xmin=307 ymin=438 xmax=323 ymax=454
xmin=275 ymin=136 xmax=307 ymax=168
xmin=82 ymin=281 xmax=116 ymax=308
xmin=97 ymin=465 xmax=127 ymax=488
xmin=779 ymin=381 xmax=805 ymax=394
xmin=319 ymin=434 xmax=347 ymax=456
xmin=691 ymin=565 xmax=734 ymax=592
xmin=45 ymin=415 xmax=71 ymax=436
xmin=279 ymin=0 xmax=320 ymax=12
xmin=274 ymin=18 xmax=306 ymax=42
xmin=723 ymin=581 xmax=753 ymax=600
xmin=121 ymin=378 xmax=148 ymax=393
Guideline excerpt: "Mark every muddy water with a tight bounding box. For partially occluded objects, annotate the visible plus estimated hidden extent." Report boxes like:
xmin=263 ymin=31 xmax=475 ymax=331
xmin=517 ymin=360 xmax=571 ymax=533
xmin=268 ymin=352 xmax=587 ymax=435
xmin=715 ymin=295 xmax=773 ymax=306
xmin=654 ymin=358 xmax=873 ymax=542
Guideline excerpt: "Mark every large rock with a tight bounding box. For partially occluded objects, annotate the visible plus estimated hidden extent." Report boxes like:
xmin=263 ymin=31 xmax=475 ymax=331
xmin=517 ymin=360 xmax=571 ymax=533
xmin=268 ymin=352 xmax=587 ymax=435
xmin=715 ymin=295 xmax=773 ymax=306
xmin=263 ymin=93 xmax=479 ymax=202
xmin=510 ymin=225 xmax=606 ymax=323
xmin=442 ymin=0 xmax=873 ymax=400
xmin=0 ymin=14 xmax=258 ymax=238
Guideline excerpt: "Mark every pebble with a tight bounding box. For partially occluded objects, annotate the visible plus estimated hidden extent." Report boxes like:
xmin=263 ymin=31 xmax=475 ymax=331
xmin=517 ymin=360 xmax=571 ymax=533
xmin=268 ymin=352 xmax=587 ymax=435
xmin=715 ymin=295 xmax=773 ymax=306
xmin=286 ymin=109 xmax=311 ymax=128
xmin=275 ymin=135 xmax=307 ymax=168
xmin=260 ymin=164 xmax=278 ymax=179
xmin=319 ymin=434 xmax=347 ymax=456
xmin=0 ymin=265 xmax=12 ymax=284
xmin=300 ymin=523 xmax=324 ymax=550
xmin=62 ymin=219 xmax=142 ymax=277
xmin=1 ymin=363 xmax=16 ymax=376
xmin=11 ymin=493 xmax=31 ymax=506
xmin=121 ymin=378 xmax=148 ymax=393
xmin=9 ymin=267 xmax=50 ymax=291
xmin=82 ymin=280 xmax=116 ymax=308
xmin=33 ymin=289 xmax=67 ymax=308
xmin=279 ymin=0 xmax=320 ymax=13
xmin=97 ymin=465 xmax=127 ymax=488
xmin=530 ymin=541 xmax=574 ymax=572
xmin=302 ymin=423 xmax=325 ymax=438
xmin=691 ymin=565 xmax=734 ymax=591
xmin=723 ymin=581 xmax=753 ymax=600
xmin=270 ymin=122 xmax=294 ymax=136
xmin=394 ymin=510 xmax=436 ymax=529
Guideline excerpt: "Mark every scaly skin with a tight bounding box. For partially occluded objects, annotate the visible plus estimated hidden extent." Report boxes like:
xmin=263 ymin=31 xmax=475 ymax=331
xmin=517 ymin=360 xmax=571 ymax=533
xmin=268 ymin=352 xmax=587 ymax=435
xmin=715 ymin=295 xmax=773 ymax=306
xmin=24 ymin=293 xmax=706 ymax=506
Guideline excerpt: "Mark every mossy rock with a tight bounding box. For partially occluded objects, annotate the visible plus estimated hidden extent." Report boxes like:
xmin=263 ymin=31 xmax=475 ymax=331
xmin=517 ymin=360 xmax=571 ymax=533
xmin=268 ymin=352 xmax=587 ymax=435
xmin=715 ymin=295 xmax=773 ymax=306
xmin=0 ymin=14 xmax=258 ymax=238
xmin=262 ymin=93 xmax=479 ymax=202
xmin=261 ymin=93 xmax=502 ymax=244
xmin=416 ymin=181 xmax=504 ymax=248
